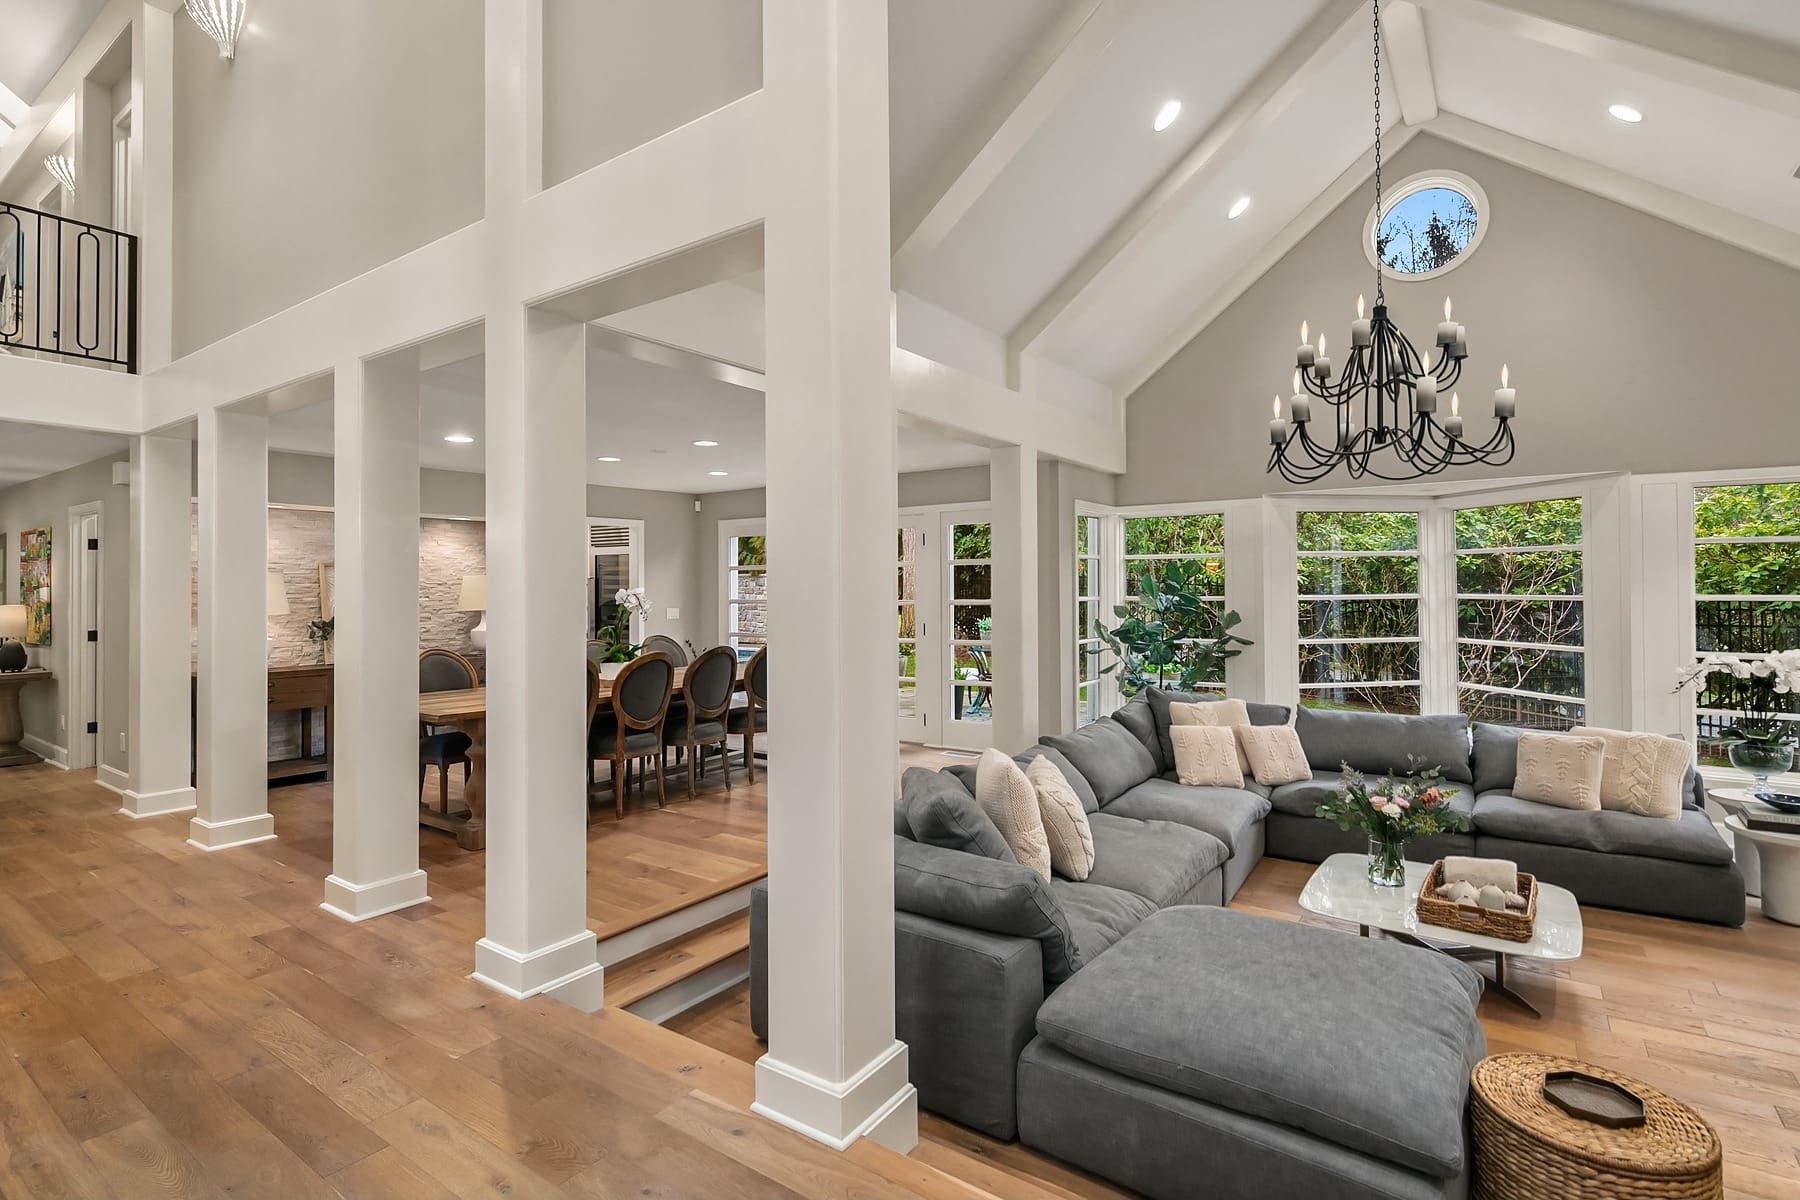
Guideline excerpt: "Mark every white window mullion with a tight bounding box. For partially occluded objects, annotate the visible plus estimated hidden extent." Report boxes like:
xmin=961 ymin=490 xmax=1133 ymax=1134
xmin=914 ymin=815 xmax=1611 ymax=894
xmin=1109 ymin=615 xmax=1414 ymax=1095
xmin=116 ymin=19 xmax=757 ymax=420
xmin=1419 ymin=504 xmax=1458 ymax=715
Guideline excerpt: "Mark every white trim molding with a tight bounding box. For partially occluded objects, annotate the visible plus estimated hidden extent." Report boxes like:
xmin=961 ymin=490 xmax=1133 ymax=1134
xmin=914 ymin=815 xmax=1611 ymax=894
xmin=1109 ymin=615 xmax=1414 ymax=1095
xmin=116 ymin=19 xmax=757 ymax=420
xmin=1361 ymin=168 xmax=1490 ymax=283
xmin=321 ymin=870 xmax=431 ymax=923
xmin=753 ymin=1041 xmax=919 ymax=1154
xmin=119 ymin=784 xmax=197 ymax=818
xmin=471 ymin=929 xmax=605 ymax=1013
xmin=20 ymin=733 xmax=68 ymax=768
xmin=186 ymin=811 xmax=276 ymax=850
xmin=95 ymin=764 xmax=130 ymax=795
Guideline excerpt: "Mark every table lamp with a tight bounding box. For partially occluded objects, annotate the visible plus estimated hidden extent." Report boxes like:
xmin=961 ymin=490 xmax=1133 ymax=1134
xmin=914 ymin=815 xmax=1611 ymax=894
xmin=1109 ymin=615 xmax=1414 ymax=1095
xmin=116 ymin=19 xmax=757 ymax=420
xmin=0 ymin=605 xmax=26 ymax=672
xmin=458 ymin=575 xmax=487 ymax=650
xmin=267 ymin=569 xmax=290 ymax=661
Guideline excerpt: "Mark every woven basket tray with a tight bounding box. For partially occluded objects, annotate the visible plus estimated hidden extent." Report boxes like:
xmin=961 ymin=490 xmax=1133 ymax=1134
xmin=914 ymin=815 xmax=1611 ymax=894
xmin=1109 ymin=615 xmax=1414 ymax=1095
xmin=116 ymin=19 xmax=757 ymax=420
xmin=1472 ymin=1054 xmax=1722 ymax=1200
xmin=1416 ymin=860 xmax=1537 ymax=943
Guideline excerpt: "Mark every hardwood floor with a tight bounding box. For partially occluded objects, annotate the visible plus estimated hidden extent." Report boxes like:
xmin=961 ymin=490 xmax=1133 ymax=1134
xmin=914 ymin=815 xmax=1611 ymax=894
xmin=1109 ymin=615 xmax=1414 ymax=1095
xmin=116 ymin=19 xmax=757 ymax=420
xmin=0 ymin=762 xmax=1051 ymax=1200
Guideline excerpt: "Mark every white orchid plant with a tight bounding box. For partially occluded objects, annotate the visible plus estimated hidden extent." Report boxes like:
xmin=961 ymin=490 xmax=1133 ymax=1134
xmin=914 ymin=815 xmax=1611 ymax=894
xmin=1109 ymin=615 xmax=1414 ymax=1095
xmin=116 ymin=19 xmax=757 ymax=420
xmin=594 ymin=587 xmax=653 ymax=663
xmin=1675 ymin=650 xmax=1800 ymax=746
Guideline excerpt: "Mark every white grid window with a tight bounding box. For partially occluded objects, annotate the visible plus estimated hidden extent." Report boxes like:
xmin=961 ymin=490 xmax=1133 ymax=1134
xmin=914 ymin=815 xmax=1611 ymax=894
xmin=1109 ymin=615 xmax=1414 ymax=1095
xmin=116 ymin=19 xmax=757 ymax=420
xmin=1692 ymin=482 xmax=1800 ymax=763
xmin=1076 ymin=514 xmax=1102 ymax=724
xmin=948 ymin=522 xmax=993 ymax=724
xmin=1122 ymin=512 xmax=1227 ymax=688
xmin=1453 ymin=498 xmax=1586 ymax=730
xmin=1296 ymin=511 xmax=1421 ymax=714
xmin=727 ymin=532 xmax=767 ymax=658
xmin=898 ymin=527 xmax=919 ymax=721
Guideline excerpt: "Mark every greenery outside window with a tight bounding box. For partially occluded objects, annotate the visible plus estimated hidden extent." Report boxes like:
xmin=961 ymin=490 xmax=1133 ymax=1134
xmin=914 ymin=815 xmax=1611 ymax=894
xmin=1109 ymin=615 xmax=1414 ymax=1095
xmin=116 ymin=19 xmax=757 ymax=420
xmin=949 ymin=522 xmax=994 ymax=724
xmin=1296 ymin=510 xmax=1421 ymax=714
xmin=1123 ymin=512 xmax=1227 ymax=688
xmin=726 ymin=531 xmax=767 ymax=657
xmin=1692 ymin=483 xmax=1800 ymax=764
xmin=1454 ymin=498 xmax=1585 ymax=730
xmin=1076 ymin=514 xmax=1103 ymax=724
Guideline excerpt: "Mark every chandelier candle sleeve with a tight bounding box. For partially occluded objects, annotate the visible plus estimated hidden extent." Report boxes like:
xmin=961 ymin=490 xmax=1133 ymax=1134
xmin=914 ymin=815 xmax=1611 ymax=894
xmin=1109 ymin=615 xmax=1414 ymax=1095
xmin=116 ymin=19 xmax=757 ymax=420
xmin=1437 ymin=298 xmax=1457 ymax=345
xmin=1445 ymin=394 xmax=1464 ymax=438
xmin=1290 ymin=372 xmax=1311 ymax=423
xmin=1351 ymin=295 xmax=1371 ymax=346
xmin=1270 ymin=397 xmax=1289 ymax=445
xmin=1494 ymin=365 xmax=1515 ymax=419
xmin=1313 ymin=334 xmax=1332 ymax=381
xmin=1297 ymin=321 xmax=1315 ymax=368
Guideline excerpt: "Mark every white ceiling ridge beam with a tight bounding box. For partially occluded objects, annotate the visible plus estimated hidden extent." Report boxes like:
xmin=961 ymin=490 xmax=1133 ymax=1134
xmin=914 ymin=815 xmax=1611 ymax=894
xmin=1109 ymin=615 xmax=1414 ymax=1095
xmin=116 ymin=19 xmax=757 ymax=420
xmin=1384 ymin=2 xmax=1438 ymax=126
xmin=1411 ymin=0 xmax=1800 ymax=119
xmin=891 ymin=0 xmax=1138 ymax=283
xmin=1117 ymin=125 xmax=1421 ymax=399
xmin=1006 ymin=0 xmax=1369 ymax=367
xmin=892 ymin=346 xmax=1125 ymax=474
xmin=587 ymin=323 xmax=766 ymax=393
xmin=1426 ymin=111 xmax=1800 ymax=271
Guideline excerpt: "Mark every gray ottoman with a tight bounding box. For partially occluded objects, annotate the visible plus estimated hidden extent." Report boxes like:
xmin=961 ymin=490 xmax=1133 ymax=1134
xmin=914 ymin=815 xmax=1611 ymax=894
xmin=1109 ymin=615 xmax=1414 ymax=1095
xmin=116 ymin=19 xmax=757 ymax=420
xmin=1017 ymin=907 xmax=1485 ymax=1200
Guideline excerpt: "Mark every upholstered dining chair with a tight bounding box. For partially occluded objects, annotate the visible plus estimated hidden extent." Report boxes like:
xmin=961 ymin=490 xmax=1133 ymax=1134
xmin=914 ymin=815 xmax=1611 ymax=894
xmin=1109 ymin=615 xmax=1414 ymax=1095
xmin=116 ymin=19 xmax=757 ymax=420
xmin=419 ymin=648 xmax=479 ymax=814
xmin=640 ymin=634 xmax=688 ymax=667
xmin=664 ymin=644 xmax=736 ymax=799
xmin=590 ymin=651 xmax=675 ymax=819
xmin=726 ymin=646 xmax=768 ymax=783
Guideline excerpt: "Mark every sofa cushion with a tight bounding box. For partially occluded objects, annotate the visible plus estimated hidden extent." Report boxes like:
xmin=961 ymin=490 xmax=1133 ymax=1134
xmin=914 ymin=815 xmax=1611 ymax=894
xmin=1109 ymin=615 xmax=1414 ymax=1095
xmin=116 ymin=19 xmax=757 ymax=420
xmin=976 ymin=749 xmax=1052 ymax=878
xmin=1169 ymin=724 xmax=1245 ymax=788
xmin=1472 ymin=721 xmax=1706 ymax=810
xmin=1237 ymin=724 xmax=1313 ymax=786
xmin=1050 ymin=880 xmax=1157 ymax=966
xmin=906 ymin=768 xmax=1016 ymax=862
xmin=1082 ymin=812 xmax=1228 ymax=907
xmin=947 ymin=745 xmax=1100 ymax=814
xmin=1170 ymin=697 xmax=1251 ymax=773
xmin=1471 ymin=794 xmax=1733 ymax=866
xmin=1513 ymin=731 xmax=1606 ymax=811
xmin=1030 ymin=754 xmax=1095 ymax=881
xmin=1045 ymin=718 xmax=1159 ymax=807
xmin=1034 ymin=907 xmax=1484 ymax=1180
xmin=1101 ymin=778 xmax=1270 ymax=859
xmin=1267 ymin=769 xmax=1347 ymax=817
xmin=1571 ymin=726 xmax=1691 ymax=819
xmin=1295 ymin=707 xmax=1474 ymax=784
xmin=1146 ymin=687 xmax=1290 ymax=773
xmin=894 ymin=837 xmax=1080 ymax=983
xmin=1113 ymin=693 xmax=1164 ymax=771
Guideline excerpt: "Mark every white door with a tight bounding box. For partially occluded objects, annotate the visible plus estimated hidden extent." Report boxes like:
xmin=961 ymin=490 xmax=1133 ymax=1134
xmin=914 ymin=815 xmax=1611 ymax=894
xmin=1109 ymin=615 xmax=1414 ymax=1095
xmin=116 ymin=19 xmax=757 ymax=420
xmin=940 ymin=510 xmax=995 ymax=751
xmin=897 ymin=517 xmax=930 ymax=742
xmin=70 ymin=506 xmax=101 ymax=770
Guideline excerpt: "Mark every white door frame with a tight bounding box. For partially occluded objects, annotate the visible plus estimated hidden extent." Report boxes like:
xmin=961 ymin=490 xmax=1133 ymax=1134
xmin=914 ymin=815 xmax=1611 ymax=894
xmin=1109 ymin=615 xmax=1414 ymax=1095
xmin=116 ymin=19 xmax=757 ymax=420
xmin=717 ymin=517 xmax=767 ymax=657
xmin=67 ymin=501 xmax=103 ymax=771
xmin=587 ymin=516 xmax=645 ymax=640
xmin=896 ymin=510 xmax=933 ymax=743
xmin=934 ymin=503 xmax=994 ymax=751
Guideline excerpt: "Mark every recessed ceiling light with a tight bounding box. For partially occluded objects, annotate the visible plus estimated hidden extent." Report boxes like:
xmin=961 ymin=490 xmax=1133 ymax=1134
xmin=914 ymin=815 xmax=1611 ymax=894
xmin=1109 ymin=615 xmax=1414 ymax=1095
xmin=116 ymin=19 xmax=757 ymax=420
xmin=1227 ymin=196 xmax=1251 ymax=220
xmin=708 ymin=470 xmax=729 ymax=477
xmin=596 ymin=455 xmax=621 ymax=462
xmin=1153 ymin=99 xmax=1181 ymax=132
xmin=692 ymin=439 xmax=719 ymax=447
xmin=443 ymin=433 xmax=474 ymax=444
xmin=1608 ymin=103 xmax=1643 ymax=124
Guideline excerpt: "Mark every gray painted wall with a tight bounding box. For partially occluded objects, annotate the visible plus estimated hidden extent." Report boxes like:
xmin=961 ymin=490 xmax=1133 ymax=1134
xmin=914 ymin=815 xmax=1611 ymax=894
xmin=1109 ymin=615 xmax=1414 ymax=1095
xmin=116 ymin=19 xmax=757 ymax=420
xmin=1122 ymin=135 xmax=1800 ymax=503
xmin=172 ymin=0 xmax=484 ymax=356
xmin=0 ymin=454 xmax=130 ymax=773
xmin=541 ymin=0 xmax=761 ymax=188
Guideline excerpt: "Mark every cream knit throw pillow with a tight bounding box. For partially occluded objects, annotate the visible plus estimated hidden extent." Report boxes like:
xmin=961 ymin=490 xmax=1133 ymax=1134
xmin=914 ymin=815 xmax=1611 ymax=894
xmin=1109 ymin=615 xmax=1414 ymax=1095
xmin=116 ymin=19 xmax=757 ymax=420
xmin=1171 ymin=699 xmax=1252 ymax=773
xmin=1170 ymin=725 xmax=1245 ymax=788
xmin=1570 ymin=726 xmax=1690 ymax=820
xmin=976 ymin=748 xmax=1051 ymax=878
xmin=1513 ymin=732 xmax=1605 ymax=811
xmin=1235 ymin=724 xmax=1312 ymax=786
xmin=1028 ymin=754 xmax=1094 ymax=881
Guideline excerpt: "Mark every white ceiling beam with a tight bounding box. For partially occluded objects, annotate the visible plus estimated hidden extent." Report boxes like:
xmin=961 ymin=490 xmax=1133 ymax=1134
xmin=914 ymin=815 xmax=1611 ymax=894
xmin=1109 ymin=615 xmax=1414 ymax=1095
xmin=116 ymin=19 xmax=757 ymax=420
xmin=1006 ymin=0 xmax=1368 ymax=366
xmin=1384 ymin=2 xmax=1439 ymax=126
xmin=1412 ymin=0 xmax=1800 ymax=119
xmin=1427 ymin=111 xmax=1800 ymax=271
xmin=1117 ymin=126 xmax=1420 ymax=399
xmin=891 ymin=0 xmax=1137 ymax=284
xmin=0 ymin=82 xmax=27 ymax=129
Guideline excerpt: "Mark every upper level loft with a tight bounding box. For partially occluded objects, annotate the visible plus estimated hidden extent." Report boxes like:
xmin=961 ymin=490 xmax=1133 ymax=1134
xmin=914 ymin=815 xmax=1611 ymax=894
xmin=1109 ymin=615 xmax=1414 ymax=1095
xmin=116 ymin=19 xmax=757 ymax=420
xmin=1 ymin=197 xmax=139 ymax=373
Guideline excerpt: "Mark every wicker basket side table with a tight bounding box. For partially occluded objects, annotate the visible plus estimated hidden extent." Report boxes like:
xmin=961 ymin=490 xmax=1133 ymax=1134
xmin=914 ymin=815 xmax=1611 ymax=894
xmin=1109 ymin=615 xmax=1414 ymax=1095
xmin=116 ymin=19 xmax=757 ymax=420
xmin=1471 ymin=1054 xmax=1722 ymax=1200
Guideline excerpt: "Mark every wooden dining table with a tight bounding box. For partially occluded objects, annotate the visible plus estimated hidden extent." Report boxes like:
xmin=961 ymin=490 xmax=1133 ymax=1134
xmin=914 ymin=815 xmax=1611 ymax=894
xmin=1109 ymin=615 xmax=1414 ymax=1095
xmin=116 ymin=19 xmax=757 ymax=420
xmin=417 ymin=663 xmax=743 ymax=851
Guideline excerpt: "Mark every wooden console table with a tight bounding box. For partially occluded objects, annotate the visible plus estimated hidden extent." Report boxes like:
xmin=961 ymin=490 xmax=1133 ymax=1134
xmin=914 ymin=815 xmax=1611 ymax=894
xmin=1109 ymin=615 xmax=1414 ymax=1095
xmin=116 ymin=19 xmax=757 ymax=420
xmin=0 ymin=669 xmax=52 ymax=767
xmin=189 ymin=664 xmax=333 ymax=783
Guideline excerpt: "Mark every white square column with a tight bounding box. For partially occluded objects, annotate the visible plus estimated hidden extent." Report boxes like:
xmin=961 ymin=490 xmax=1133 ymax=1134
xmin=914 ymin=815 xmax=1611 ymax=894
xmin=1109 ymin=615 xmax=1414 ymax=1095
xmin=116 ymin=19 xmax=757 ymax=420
xmin=754 ymin=0 xmax=915 ymax=1155
xmin=990 ymin=444 xmax=1040 ymax=751
xmin=122 ymin=434 xmax=195 ymax=818
xmin=191 ymin=407 xmax=275 ymax=850
xmin=471 ymin=308 xmax=601 ymax=1010
xmin=323 ymin=351 xmax=430 ymax=921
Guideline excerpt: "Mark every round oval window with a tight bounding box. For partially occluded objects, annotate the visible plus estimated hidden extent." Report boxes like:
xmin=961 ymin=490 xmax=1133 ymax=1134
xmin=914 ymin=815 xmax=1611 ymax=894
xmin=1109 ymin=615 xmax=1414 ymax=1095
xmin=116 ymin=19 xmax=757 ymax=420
xmin=1364 ymin=172 xmax=1487 ymax=281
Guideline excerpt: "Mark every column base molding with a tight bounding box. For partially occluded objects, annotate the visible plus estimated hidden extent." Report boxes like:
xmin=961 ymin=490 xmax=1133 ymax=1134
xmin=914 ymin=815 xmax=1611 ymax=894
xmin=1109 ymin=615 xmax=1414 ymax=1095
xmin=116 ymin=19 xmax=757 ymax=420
xmin=321 ymin=870 xmax=430 ymax=922
xmin=120 ymin=785 xmax=197 ymax=818
xmin=753 ymin=1041 xmax=918 ymax=1153
xmin=186 ymin=812 xmax=276 ymax=851
xmin=471 ymin=930 xmax=604 ymax=1013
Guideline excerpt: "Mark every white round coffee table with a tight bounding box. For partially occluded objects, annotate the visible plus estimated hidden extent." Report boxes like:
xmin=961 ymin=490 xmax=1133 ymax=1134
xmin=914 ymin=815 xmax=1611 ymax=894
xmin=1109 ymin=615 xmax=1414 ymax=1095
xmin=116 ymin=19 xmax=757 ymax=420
xmin=1725 ymin=816 xmax=1800 ymax=925
xmin=1709 ymin=787 xmax=1766 ymax=896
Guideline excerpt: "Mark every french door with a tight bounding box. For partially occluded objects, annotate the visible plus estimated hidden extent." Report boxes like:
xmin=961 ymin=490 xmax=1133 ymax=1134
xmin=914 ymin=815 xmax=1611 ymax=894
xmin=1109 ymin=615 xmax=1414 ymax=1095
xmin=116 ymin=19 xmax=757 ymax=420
xmin=897 ymin=506 xmax=994 ymax=750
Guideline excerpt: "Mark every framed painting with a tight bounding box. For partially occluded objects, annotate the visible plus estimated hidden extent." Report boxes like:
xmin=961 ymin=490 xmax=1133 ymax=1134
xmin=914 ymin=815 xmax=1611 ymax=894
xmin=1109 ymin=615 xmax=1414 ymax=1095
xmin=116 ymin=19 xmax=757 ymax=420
xmin=19 ymin=528 xmax=49 ymax=645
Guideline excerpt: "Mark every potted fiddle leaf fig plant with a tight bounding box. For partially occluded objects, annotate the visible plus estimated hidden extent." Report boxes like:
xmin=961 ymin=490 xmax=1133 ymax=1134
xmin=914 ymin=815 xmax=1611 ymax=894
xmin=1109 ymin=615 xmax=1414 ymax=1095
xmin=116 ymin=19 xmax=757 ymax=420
xmin=1099 ymin=558 xmax=1254 ymax=695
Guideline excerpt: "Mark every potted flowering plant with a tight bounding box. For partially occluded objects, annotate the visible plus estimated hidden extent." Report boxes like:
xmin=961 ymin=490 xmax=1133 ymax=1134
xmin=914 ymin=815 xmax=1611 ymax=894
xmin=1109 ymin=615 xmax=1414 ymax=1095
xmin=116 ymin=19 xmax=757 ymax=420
xmin=594 ymin=587 xmax=653 ymax=666
xmin=1315 ymin=762 xmax=1469 ymax=888
xmin=1675 ymin=650 xmax=1800 ymax=791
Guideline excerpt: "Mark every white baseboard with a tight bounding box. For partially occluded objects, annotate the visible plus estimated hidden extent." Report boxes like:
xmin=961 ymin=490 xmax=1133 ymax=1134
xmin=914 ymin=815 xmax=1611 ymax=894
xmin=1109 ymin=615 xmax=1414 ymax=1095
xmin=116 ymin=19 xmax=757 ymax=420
xmin=20 ymin=733 xmax=67 ymax=769
xmin=120 ymin=785 xmax=197 ymax=818
xmin=753 ymin=1041 xmax=918 ymax=1153
xmin=95 ymin=765 xmax=129 ymax=795
xmin=472 ymin=930 xmax=605 ymax=1012
xmin=321 ymin=870 xmax=431 ymax=922
xmin=187 ymin=811 xmax=277 ymax=850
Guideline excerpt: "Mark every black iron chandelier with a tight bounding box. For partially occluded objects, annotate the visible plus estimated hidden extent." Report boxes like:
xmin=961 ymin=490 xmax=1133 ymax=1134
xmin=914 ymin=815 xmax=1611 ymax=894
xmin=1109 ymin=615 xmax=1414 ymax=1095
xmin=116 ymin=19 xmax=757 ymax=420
xmin=1268 ymin=0 xmax=1517 ymax=484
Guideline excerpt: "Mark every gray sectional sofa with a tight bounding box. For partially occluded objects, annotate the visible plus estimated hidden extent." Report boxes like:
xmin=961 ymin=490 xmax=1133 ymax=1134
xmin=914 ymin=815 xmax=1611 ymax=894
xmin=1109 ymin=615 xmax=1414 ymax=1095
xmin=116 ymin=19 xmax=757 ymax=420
xmin=746 ymin=692 xmax=1745 ymax=1197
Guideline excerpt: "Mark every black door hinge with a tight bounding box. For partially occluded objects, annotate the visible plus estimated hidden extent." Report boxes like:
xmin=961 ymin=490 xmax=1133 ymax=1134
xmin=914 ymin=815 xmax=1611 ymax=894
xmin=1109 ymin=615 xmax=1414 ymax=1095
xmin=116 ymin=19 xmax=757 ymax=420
xmin=86 ymin=629 xmax=98 ymax=642
xmin=87 ymin=538 xmax=98 ymax=550
xmin=86 ymin=721 xmax=97 ymax=734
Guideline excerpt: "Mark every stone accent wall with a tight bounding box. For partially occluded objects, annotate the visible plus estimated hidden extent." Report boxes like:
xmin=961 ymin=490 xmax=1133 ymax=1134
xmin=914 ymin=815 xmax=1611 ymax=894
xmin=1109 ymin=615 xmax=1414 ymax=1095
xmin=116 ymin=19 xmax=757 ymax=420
xmin=189 ymin=506 xmax=487 ymax=761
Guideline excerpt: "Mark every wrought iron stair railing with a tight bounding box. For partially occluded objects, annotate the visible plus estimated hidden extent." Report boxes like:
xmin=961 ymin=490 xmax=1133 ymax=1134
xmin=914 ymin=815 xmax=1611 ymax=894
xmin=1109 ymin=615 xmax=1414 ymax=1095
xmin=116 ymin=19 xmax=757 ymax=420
xmin=0 ymin=200 xmax=139 ymax=373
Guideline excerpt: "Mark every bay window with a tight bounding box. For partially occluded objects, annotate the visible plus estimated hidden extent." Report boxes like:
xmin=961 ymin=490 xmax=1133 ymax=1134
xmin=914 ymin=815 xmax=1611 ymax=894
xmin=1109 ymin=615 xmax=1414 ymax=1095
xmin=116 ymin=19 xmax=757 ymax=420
xmin=1296 ymin=510 xmax=1421 ymax=714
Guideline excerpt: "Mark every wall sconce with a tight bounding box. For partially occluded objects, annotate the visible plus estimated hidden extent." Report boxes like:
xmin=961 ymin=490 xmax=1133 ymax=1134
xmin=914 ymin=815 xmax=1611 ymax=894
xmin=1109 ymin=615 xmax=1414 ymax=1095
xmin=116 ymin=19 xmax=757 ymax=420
xmin=188 ymin=0 xmax=248 ymax=61
xmin=44 ymin=155 xmax=75 ymax=195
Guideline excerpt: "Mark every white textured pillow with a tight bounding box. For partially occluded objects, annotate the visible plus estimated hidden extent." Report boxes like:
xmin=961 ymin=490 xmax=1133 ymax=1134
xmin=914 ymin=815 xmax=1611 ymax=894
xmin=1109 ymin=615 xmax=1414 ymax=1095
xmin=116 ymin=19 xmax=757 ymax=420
xmin=1570 ymin=726 xmax=1690 ymax=820
xmin=1171 ymin=699 xmax=1252 ymax=773
xmin=1170 ymin=725 xmax=1245 ymax=788
xmin=1513 ymin=732 xmax=1605 ymax=811
xmin=1235 ymin=725 xmax=1312 ymax=786
xmin=976 ymin=748 xmax=1051 ymax=878
xmin=1029 ymin=754 xmax=1094 ymax=881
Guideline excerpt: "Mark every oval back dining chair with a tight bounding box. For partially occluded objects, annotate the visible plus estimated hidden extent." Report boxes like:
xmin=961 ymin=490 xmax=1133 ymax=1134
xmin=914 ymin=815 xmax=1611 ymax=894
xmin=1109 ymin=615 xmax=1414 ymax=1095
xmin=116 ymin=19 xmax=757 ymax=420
xmin=640 ymin=634 xmax=689 ymax=667
xmin=419 ymin=648 xmax=479 ymax=814
xmin=666 ymin=644 xmax=737 ymax=798
xmin=593 ymin=651 xmax=674 ymax=819
xmin=727 ymin=646 xmax=768 ymax=782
